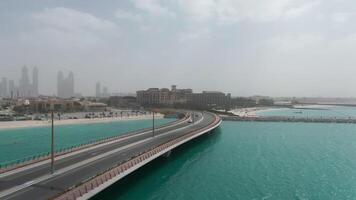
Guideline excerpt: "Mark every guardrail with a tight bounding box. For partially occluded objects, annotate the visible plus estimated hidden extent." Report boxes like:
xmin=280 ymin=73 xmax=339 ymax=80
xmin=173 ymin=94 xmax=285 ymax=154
xmin=53 ymin=113 xmax=221 ymax=200
xmin=0 ymin=113 xmax=189 ymax=174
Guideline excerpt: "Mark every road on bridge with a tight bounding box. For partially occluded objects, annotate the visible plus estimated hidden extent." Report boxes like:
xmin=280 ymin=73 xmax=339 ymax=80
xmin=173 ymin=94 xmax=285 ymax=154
xmin=0 ymin=111 xmax=218 ymax=200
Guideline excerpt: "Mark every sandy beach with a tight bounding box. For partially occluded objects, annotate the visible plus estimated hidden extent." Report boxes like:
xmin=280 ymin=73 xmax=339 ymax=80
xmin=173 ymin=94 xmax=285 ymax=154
xmin=231 ymin=107 xmax=282 ymax=117
xmin=292 ymin=104 xmax=335 ymax=109
xmin=0 ymin=114 xmax=163 ymax=130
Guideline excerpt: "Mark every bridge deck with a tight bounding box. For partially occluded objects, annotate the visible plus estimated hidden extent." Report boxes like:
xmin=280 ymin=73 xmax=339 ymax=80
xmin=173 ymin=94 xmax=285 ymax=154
xmin=0 ymin=112 xmax=220 ymax=200
xmin=0 ymin=116 xmax=185 ymax=174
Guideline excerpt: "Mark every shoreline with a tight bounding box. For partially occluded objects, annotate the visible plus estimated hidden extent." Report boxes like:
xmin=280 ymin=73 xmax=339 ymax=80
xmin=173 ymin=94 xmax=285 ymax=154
xmin=0 ymin=114 xmax=163 ymax=130
xmin=230 ymin=104 xmax=341 ymax=118
xmin=230 ymin=107 xmax=285 ymax=117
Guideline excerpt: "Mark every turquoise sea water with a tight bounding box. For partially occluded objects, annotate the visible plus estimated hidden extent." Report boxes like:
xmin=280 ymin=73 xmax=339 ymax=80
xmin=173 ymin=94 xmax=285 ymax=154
xmin=0 ymin=118 xmax=174 ymax=165
xmin=93 ymin=121 xmax=356 ymax=200
xmin=259 ymin=106 xmax=356 ymax=119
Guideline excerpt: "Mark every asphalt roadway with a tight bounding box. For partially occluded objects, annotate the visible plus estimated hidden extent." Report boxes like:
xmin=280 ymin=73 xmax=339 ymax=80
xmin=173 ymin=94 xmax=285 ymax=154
xmin=0 ymin=111 xmax=217 ymax=200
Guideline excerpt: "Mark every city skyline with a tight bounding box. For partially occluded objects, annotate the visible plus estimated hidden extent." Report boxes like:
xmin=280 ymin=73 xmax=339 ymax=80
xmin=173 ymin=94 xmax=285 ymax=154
xmin=1 ymin=1 xmax=356 ymax=97
xmin=4 ymin=65 xmax=356 ymax=99
xmin=0 ymin=67 xmax=113 ymax=98
xmin=0 ymin=66 xmax=39 ymax=98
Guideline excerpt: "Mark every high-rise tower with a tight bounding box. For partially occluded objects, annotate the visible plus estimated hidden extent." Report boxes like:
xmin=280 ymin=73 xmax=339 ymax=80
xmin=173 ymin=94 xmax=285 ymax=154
xmin=19 ymin=66 xmax=30 ymax=97
xmin=68 ymin=71 xmax=74 ymax=97
xmin=57 ymin=71 xmax=75 ymax=98
xmin=32 ymin=66 xmax=39 ymax=96
xmin=96 ymin=82 xmax=101 ymax=97
xmin=8 ymin=80 xmax=15 ymax=99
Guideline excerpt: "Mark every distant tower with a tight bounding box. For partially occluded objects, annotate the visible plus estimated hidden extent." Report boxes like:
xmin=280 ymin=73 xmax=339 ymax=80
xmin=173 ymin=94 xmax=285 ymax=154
xmin=57 ymin=71 xmax=64 ymax=98
xmin=32 ymin=66 xmax=39 ymax=97
xmin=68 ymin=71 xmax=74 ymax=97
xmin=57 ymin=71 xmax=75 ymax=98
xmin=19 ymin=66 xmax=30 ymax=97
xmin=8 ymin=80 xmax=15 ymax=99
xmin=103 ymin=86 xmax=109 ymax=97
xmin=96 ymin=82 xmax=101 ymax=98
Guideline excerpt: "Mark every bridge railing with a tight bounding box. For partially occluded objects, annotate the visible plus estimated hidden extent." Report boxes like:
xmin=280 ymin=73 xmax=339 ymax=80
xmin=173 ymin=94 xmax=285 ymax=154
xmin=0 ymin=113 xmax=189 ymax=174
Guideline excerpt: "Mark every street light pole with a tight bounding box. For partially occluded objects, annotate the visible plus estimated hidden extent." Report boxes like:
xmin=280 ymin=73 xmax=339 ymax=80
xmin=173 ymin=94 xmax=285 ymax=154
xmin=51 ymin=109 xmax=55 ymax=174
xmin=192 ymin=112 xmax=195 ymax=124
xmin=152 ymin=111 xmax=155 ymax=137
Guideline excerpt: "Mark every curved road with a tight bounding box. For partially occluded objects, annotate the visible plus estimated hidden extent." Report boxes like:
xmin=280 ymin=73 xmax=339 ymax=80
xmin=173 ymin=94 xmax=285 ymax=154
xmin=0 ymin=111 xmax=218 ymax=200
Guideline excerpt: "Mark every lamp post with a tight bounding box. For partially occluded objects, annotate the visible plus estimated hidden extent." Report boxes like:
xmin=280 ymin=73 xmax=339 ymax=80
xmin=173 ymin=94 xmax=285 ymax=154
xmin=192 ymin=112 xmax=195 ymax=124
xmin=50 ymin=103 xmax=55 ymax=174
xmin=152 ymin=111 xmax=155 ymax=137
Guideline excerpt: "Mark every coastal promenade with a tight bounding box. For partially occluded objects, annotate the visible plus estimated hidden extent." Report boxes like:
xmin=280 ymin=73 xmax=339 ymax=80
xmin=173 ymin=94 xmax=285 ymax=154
xmin=0 ymin=111 xmax=221 ymax=200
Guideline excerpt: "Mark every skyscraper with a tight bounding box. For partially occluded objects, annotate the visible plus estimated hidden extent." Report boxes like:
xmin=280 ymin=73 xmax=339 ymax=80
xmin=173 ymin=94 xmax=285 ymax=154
xmin=57 ymin=71 xmax=75 ymax=98
xmin=96 ymin=82 xmax=101 ymax=97
xmin=17 ymin=66 xmax=39 ymax=97
xmin=68 ymin=71 xmax=74 ymax=97
xmin=19 ymin=66 xmax=30 ymax=97
xmin=8 ymin=80 xmax=15 ymax=99
xmin=102 ymin=86 xmax=109 ymax=97
xmin=32 ymin=66 xmax=39 ymax=96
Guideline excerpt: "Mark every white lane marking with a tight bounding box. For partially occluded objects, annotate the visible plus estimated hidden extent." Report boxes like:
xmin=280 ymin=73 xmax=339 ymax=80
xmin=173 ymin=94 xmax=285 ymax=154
xmin=0 ymin=115 xmax=204 ymax=199
xmin=0 ymin=117 xmax=189 ymax=178
xmin=23 ymin=181 xmax=34 ymax=186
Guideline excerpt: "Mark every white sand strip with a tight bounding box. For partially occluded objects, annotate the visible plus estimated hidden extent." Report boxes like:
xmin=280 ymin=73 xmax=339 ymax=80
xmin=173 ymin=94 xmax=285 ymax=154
xmin=230 ymin=107 xmax=284 ymax=117
xmin=0 ymin=114 xmax=163 ymax=130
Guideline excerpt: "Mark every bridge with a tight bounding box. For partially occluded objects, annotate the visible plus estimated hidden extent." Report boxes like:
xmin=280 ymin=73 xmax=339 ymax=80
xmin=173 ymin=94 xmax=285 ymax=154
xmin=0 ymin=111 xmax=221 ymax=200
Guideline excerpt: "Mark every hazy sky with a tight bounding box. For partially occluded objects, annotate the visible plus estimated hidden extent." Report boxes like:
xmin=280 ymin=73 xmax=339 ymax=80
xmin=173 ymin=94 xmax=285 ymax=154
xmin=1 ymin=0 xmax=356 ymax=97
